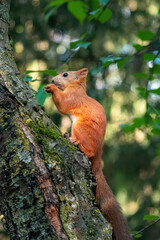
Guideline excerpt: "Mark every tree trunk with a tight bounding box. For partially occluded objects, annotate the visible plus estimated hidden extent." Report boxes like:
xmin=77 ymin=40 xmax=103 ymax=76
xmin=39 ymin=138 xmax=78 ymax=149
xmin=0 ymin=1 xmax=112 ymax=239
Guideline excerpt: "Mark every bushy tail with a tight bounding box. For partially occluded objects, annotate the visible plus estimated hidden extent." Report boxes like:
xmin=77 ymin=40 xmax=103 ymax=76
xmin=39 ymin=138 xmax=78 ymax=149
xmin=91 ymin=155 xmax=132 ymax=240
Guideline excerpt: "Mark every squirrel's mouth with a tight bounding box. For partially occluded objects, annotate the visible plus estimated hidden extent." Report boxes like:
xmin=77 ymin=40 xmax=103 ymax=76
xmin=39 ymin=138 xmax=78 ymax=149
xmin=55 ymin=83 xmax=62 ymax=89
xmin=52 ymin=80 xmax=63 ymax=90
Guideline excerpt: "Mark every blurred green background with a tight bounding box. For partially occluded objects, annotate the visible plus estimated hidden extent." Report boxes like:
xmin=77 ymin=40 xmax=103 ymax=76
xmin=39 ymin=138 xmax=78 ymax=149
xmin=1 ymin=0 xmax=160 ymax=239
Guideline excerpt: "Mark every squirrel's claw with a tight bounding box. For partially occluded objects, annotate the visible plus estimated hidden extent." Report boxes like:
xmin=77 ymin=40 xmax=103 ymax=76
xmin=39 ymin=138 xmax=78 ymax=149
xmin=44 ymin=84 xmax=54 ymax=93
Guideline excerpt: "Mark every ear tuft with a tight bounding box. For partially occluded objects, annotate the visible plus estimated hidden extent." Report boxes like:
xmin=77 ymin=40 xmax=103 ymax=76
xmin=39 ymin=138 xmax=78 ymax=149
xmin=77 ymin=68 xmax=88 ymax=78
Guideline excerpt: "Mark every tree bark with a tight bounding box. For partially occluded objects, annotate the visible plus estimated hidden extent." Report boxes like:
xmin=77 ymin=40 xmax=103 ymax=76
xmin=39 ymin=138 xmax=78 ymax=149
xmin=0 ymin=1 xmax=112 ymax=239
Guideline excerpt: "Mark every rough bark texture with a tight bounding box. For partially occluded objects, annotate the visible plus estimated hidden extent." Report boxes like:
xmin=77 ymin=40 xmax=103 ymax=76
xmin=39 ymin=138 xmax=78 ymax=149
xmin=0 ymin=1 xmax=112 ymax=239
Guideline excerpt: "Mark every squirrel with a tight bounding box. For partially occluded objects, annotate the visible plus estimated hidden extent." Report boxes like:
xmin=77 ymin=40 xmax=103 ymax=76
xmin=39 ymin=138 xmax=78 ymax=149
xmin=44 ymin=68 xmax=131 ymax=240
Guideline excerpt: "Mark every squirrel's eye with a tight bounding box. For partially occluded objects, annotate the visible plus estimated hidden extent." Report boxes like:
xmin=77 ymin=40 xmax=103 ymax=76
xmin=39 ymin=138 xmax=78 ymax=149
xmin=63 ymin=73 xmax=68 ymax=77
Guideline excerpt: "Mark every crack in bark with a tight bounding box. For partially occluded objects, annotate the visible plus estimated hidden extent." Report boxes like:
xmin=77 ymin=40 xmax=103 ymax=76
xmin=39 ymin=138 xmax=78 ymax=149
xmin=18 ymin=116 xmax=68 ymax=240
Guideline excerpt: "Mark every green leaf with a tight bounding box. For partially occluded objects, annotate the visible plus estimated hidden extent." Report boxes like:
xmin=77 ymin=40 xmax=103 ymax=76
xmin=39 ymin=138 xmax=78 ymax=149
xmin=36 ymin=85 xmax=48 ymax=106
xmin=154 ymin=118 xmax=160 ymax=125
xmin=98 ymin=8 xmax=112 ymax=23
xmin=156 ymin=147 xmax=160 ymax=157
xmin=80 ymin=32 xmax=89 ymax=40
xmin=119 ymin=124 xmax=135 ymax=133
xmin=99 ymin=0 xmax=110 ymax=6
xmin=76 ymin=41 xmax=91 ymax=48
xmin=70 ymin=32 xmax=89 ymax=49
xmin=154 ymin=124 xmax=160 ymax=130
xmin=100 ymin=55 xmax=121 ymax=67
xmin=91 ymin=67 xmax=102 ymax=75
xmin=45 ymin=9 xmax=55 ymax=23
xmin=154 ymin=118 xmax=160 ymax=124
xmin=137 ymin=30 xmax=156 ymax=41
xmin=148 ymin=75 xmax=154 ymax=81
xmin=133 ymin=44 xmax=144 ymax=51
xmin=119 ymin=117 xmax=146 ymax=133
xmin=100 ymin=56 xmax=121 ymax=63
xmin=135 ymin=233 xmax=143 ymax=238
xmin=24 ymin=76 xmax=33 ymax=82
xmin=117 ymin=57 xmax=128 ymax=68
xmin=149 ymin=88 xmax=160 ymax=96
xmin=134 ymin=72 xmax=148 ymax=79
xmin=152 ymin=128 xmax=160 ymax=135
xmin=153 ymin=64 xmax=160 ymax=74
xmin=137 ymin=87 xmax=147 ymax=98
xmin=100 ymin=55 xmax=121 ymax=64
xmin=147 ymin=104 xmax=156 ymax=114
xmin=152 ymin=120 xmax=160 ymax=135
xmin=133 ymin=117 xmax=145 ymax=128
xmin=45 ymin=0 xmax=68 ymax=11
xmin=90 ymin=0 xmax=99 ymax=10
xmin=88 ymin=8 xmax=102 ymax=21
xmin=67 ymin=1 xmax=87 ymax=23
xmin=70 ymin=41 xmax=91 ymax=49
xmin=143 ymin=53 xmax=156 ymax=61
xmin=143 ymin=215 xmax=159 ymax=221
xmin=26 ymin=70 xmax=57 ymax=77
xmin=70 ymin=40 xmax=81 ymax=49
xmin=89 ymin=8 xmax=101 ymax=16
xmin=46 ymin=0 xmax=68 ymax=9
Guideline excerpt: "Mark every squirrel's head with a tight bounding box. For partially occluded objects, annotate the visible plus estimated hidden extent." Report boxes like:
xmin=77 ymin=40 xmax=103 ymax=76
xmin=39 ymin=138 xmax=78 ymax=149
xmin=51 ymin=68 xmax=88 ymax=91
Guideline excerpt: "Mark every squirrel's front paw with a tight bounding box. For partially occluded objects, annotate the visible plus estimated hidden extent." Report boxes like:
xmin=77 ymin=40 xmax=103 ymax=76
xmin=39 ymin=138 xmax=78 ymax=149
xmin=69 ymin=137 xmax=80 ymax=146
xmin=44 ymin=84 xmax=55 ymax=93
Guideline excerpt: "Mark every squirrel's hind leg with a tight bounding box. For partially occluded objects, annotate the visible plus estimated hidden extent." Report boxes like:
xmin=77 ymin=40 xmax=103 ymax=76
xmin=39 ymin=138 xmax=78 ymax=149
xmin=71 ymin=123 xmax=97 ymax=158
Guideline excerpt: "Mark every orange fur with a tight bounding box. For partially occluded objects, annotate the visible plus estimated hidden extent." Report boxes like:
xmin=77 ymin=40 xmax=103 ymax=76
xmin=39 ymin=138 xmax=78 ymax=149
xmin=44 ymin=68 xmax=131 ymax=240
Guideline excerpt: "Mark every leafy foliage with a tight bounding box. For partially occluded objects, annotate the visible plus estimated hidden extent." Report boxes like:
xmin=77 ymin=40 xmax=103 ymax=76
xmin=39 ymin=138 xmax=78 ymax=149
xmin=26 ymin=70 xmax=57 ymax=77
xmin=137 ymin=30 xmax=156 ymax=41
xmin=143 ymin=215 xmax=159 ymax=221
xmin=35 ymin=85 xmax=48 ymax=106
xmin=67 ymin=1 xmax=87 ymax=24
xmin=98 ymin=8 xmax=112 ymax=23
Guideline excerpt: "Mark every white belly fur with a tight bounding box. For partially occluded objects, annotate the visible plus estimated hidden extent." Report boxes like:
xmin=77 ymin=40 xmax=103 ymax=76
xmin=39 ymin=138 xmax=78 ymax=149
xmin=70 ymin=115 xmax=78 ymax=125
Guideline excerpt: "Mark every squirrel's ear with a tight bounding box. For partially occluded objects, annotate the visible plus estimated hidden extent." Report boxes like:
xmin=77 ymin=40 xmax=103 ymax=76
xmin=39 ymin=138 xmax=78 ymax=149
xmin=76 ymin=68 xmax=88 ymax=78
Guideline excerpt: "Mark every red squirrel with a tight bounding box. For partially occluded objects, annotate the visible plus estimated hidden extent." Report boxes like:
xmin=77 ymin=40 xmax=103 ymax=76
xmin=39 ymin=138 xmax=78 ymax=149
xmin=44 ymin=68 xmax=131 ymax=240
